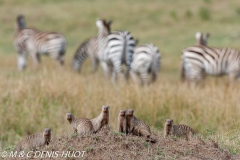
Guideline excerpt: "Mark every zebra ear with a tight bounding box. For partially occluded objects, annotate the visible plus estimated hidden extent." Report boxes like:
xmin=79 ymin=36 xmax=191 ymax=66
xmin=195 ymin=32 xmax=202 ymax=40
xmin=205 ymin=32 xmax=210 ymax=38
xmin=108 ymin=20 xmax=112 ymax=26
xmin=135 ymin=39 xmax=139 ymax=46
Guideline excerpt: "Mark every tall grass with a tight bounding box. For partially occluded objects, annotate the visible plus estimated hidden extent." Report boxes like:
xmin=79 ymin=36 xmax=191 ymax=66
xmin=0 ymin=0 xmax=240 ymax=153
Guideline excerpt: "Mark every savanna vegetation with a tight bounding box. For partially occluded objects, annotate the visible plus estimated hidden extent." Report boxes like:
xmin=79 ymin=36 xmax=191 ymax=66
xmin=1 ymin=0 xmax=240 ymax=157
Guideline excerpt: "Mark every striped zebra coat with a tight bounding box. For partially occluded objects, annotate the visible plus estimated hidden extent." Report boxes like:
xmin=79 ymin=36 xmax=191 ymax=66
xmin=96 ymin=19 xmax=136 ymax=83
xmin=181 ymin=45 xmax=240 ymax=83
xmin=13 ymin=15 xmax=67 ymax=71
xmin=130 ymin=44 xmax=161 ymax=85
xmin=72 ymin=36 xmax=99 ymax=72
xmin=195 ymin=32 xmax=210 ymax=46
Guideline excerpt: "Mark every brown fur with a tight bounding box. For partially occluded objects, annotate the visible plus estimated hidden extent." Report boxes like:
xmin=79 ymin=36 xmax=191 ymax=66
xmin=126 ymin=109 xmax=156 ymax=143
xmin=91 ymin=106 xmax=110 ymax=133
xmin=66 ymin=113 xmax=94 ymax=135
xmin=16 ymin=128 xmax=51 ymax=151
xmin=164 ymin=119 xmax=196 ymax=140
xmin=117 ymin=110 xmax=127 ymax=134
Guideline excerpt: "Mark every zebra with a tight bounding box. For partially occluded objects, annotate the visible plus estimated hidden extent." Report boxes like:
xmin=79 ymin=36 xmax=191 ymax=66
xmin=181 ymin=45 xmax=240 ymax=83
xmin=96 ymin=19 xmax=137 ymax=83
xmin=195 ymin=32 xmax=210 ymax=46
xmin=130 ymin=44 xmax=161 ymax=85
xmin=72 ymin=36 xmax=99 ymax=73
xmin=13 ymin=15 xmax=67 ymax=71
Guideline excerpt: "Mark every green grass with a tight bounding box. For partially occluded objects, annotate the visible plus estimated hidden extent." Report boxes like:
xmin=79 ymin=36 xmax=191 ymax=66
xmin=0 ymin=0 xmax=240 ymax=155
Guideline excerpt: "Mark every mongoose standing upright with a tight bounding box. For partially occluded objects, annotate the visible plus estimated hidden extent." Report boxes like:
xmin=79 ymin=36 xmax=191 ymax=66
xmin=66 ymin=113 xmax=94 ymax=135
xmin=126 ymin=109 xmax=156 ymax=143
xmin=91 ymin=105 xmax=110 ymax=133
xmin=164 ymin=119 xmax=196 ymax=140
xmin=117 ymin=110 xmax=127 ymax=134
xmin=16 ymin=128 xmax=51 ymax=151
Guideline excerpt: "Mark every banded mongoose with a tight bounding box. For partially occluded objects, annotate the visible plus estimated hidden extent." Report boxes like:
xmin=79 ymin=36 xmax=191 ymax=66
xmin=16 ymin=128 xmax=51 ymax=151
xmin=91 ymin=105 xmax=110 ymax=133
xmin=66 ymin=113 xmax=94 ymax=135
xmin=164 ymin=119 xmax=196 ymax=140
xmin=195 ymin=32 xmax=210 ymax=46
xmin=117 ymin=110 xmax=127 ymax=134
xmin=126 ymin=109 xmax=156 ymax=143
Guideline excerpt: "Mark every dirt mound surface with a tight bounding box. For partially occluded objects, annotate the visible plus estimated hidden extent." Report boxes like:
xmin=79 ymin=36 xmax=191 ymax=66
xmin=9 ymin=129 xmax=234 ymax=160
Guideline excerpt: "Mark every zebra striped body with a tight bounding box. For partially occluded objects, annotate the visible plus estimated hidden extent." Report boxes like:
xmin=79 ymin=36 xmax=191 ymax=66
xmin=181 ymin=45 xmax=240 ymax=82
xmin=13 ymin=15 xmax=67 ymax=71
xmin=72 ymin=36 xmax=99 ymax=72
xmin=130 ymin=44 xmax=161 ymax=85
xmin=195 ymin=32 xmax=210 ymax=46
xmin=96 ymin=19 xmax=136 ymax=83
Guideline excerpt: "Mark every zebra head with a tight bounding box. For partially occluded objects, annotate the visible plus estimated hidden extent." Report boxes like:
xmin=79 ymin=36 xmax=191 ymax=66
xmin=16 ymin=15 xmax=26 ymax=30
xmin=96 ymin=19 xmax=112 ymax=34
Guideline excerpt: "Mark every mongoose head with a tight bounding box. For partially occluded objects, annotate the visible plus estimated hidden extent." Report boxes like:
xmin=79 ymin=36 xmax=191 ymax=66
xmin=119 ymin=110 xmax=126 ymax=116
xmin=66 ymin=113 xmax=74 ymax=123
xmin=102 ymin=105 xmax=110 ymax=113
xmin=126 ymin=109 xmax=134 ymax=116
xmin=43 ymin=128 xmax=51 ymax=145
xmin=165 ymin=119 xmax=173 ymax=127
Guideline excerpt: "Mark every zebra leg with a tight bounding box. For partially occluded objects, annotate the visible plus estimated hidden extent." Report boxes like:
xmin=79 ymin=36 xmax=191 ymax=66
xmin=151 ymin=71 xmax=157 ymax=83
xmin=111 ymin=68 xmax=117 ymax=84
xmin=100 ymin=62 xmax=110 ymax=80
xmin=113 ymin=61 xmax=124 ymax=83
xmin=57 ymin=55 xmax=64 ymax=66
xmin=181 ymin=63 xmax=186 ymax=82
xmin=90 ymin=55 xmax=98 ymax=73
xmin=30 ymin=52 xmax=40 ymax=69
xmin=140 ymin=72 xmax=149 ymax=86
xmin=36 ymin=53 xmax=41 ymax=63
xmin=126 ymin=63 xmax=131 ymax=82
xmin=130 ymin=70 xmax=138 ymax=84
xmin=17 ymin=53 xmax=28 ymax=71
xmin=229 ymin=72 xmax=238 ymax=83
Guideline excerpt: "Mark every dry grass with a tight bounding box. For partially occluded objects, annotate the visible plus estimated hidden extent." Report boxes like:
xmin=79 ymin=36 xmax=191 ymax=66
xmin=1 ymin=0 xmax=240 ymax=157
xmin=4 ymin=129 xmax=235 ymax=160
